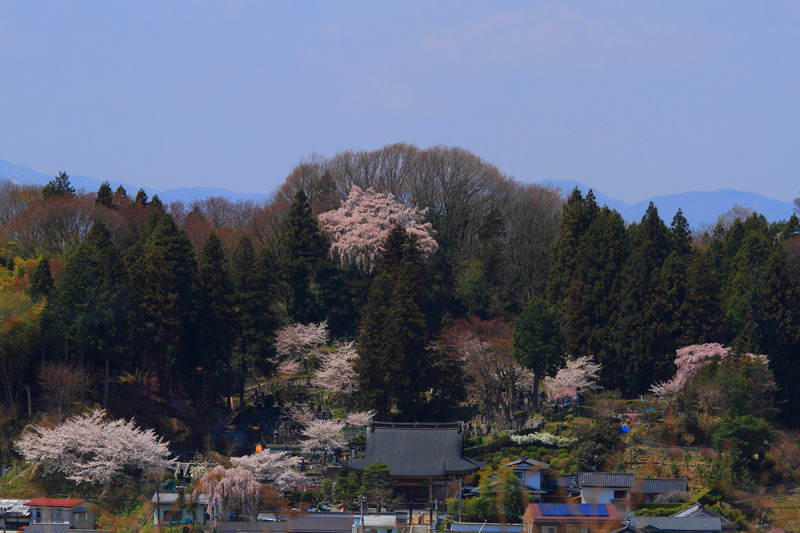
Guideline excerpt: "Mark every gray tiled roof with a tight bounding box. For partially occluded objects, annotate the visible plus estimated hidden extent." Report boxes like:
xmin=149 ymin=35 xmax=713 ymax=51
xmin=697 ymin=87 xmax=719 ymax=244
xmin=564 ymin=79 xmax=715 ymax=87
xmin=672 ymin=503 xmax=737 ymax=529
xmin=506 ymin=456 xmax=550 ymax=471
xmin=633 ymin=478 xmax=688 ymax=494
xmin=23 ymin=524 xmax=73 ymax=533
xmin=622 ymin=515 xmax=722 ymax=532
xmin=578 ymin=472 xmax=634 ymax=488
xmin=347 ymin=422 xmax=481 ymax=477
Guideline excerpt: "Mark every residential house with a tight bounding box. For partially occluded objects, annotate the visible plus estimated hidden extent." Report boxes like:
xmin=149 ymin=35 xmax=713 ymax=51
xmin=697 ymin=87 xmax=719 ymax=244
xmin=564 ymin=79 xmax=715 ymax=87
xmin=577 ymin=473 xmax=634 ymax=511
xmin=450 ymin=521 xmax=522 ymax=532
xmin=671 ymin=503 xmax=737 ymax=533
xmin=506 ymin=457 xmax=550 ymax=501
xmin=0 ymin=498 xmax=30 ymax=531
xmin=151 ymin=491 xmax=209 ymax=526
xmin=631 ymin=478 xmax=688 ymax=504
xmin=345 ymin=422 xmax=482 ymax=503
xmin=522 ymin=503 xmax=621 ymax=533
xmin=352 ymin=513 xmax=397 ymax=533
xmin=25 ymin=498 xmax=97 ymax=529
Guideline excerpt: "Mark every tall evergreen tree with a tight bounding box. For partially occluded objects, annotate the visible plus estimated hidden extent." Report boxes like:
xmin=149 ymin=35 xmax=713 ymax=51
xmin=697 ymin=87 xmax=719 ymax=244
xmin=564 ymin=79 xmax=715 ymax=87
xmin=126 ymin=213 xmax=196 ymax=389
xmin=196 ymin=232 xmax=234 ymax=409
xmin=679 ymin=250 xmax=723 ymax=345
xmin=42 ymin=171 xmax=75 ymax=200
xmin=229 ymin=235 xmax=279 ymax=411
xmin=760 ymin=249 xmax=800 ymax=426
xmin=43 ymin=221 xmax=131 ymax=405
xmin=276 ymin=189 xmax=327 ymax=322
xmin=355 ymin=226 xmax=430 ymax=420
xmin=29 ymin=258 xmax=54 ymax=302
xmin=95 ymin=181 xmax=114 ymax=208
xmin=611 ymin=203 xmax=673 ymax=393
xmin=134 ymin=189 xmax=149 ymax=206
xmin=512 ymin=297 xmax=565 ymax=412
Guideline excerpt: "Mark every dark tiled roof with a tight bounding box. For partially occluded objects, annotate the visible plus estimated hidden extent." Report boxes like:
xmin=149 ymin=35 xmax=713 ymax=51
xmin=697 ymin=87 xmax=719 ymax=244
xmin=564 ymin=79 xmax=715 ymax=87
xmin=622 ymin=515 xmax=722 ymax=532
xmin=23 ymin=524 xmax=73 ymax=533
xmin=578 ymin=472 xmax=634 ymax=488
xmin=633 ymin=477 xmax=688 ymax=494
xmin=672 ymin=503 xmax=737 ymax=529
xmin=506 ymin=456 xmax=550 ymax=471
xmin=347 ymin=422 xmax=481 ymax=477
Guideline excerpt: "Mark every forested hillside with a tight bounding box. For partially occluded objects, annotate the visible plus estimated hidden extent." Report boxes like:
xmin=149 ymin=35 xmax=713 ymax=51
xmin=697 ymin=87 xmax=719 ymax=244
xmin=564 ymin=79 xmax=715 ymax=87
xmin=1 ymin=142 xmax=799 ymax=464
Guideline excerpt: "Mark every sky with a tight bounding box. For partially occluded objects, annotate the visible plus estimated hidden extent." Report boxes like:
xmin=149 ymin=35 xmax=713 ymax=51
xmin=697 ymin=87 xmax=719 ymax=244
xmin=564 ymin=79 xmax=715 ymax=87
xmin=1 ymin=1 xmax=799 ymax=204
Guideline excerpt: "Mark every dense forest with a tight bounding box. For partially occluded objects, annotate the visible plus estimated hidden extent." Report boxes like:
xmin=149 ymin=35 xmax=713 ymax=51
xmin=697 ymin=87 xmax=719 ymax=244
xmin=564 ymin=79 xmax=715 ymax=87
xmin=1 ymin=142 xmax=799 ymax=467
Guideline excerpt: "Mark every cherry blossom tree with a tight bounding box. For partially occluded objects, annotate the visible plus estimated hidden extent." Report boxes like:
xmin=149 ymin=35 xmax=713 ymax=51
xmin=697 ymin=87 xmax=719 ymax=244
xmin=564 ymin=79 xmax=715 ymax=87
xmin=650 ymin=343 xmax=771 ymax=396
xmin=318 ymin=185 xmax=437 ymax=271
xmin=300 ymin=419 xmax=346 ymax=454
xmin=15 ymin=409 xmax=173 ymax=486
xmin=198 ymin=465 xmax=260 ymax=521
xmin=283 ymin=405 xmax=315 ymax=427
xmin=344 ymin=410 xmax=375 ymax=427
xmin=544 ymin=355 xmax=603 ymax=401
xmin=273 ymin=321 xmax=329 ymax=375
xmin=312 ymin=341 xmax=358 ymax=393
xmin=231 ymin=448 xmax=305 ymax=490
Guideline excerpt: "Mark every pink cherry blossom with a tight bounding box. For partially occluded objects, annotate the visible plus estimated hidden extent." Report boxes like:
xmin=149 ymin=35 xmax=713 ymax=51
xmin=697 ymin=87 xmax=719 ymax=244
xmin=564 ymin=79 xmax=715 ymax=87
xmin=15 ymin=408 xmax=173 ymax=486
xmin=312 ymin=341 xmax=358 ymax=393
xmin=231 ymin=448 xmax=305 ymax=490
xmin=318 ymin=185 xmax=437 ymax=271
xmin=544 ymin=355 xmax=602 ymax=401
xmin=299 ymin=419 xmax=347 ymax=453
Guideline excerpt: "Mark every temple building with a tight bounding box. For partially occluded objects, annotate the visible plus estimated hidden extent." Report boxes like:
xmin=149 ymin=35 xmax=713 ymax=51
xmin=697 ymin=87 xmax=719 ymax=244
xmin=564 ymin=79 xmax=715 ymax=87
xmin=345 ymin=421 xmax=482 ymax=503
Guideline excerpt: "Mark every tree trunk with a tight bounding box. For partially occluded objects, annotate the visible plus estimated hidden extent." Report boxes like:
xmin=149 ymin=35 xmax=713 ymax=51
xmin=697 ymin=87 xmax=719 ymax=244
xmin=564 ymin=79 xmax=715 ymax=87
xmin=104 ymin=356 xmax=109 ymax=409
xmin=532 ymin=372 xmax=540 ymax=413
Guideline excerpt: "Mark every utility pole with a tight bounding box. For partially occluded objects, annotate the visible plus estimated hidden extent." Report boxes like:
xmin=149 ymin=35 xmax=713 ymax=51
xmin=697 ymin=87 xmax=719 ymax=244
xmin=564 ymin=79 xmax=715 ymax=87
xmin=458 ymin=479 xmax=463 ymax=522
xmin=358 ymin=495 xmax=367 ymax=533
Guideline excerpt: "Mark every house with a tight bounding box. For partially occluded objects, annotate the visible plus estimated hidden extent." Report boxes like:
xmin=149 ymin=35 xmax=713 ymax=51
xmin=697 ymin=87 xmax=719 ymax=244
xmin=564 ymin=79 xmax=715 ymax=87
xmin=671 ymin=503 xmax=737 ymax=532
xmin=577 ymin=473 xmax=634 ymax=510
xmin=631 ymin=478 xmax=688 ymax=504
xmin=25 ymin=498 xmax=97 ymax=529
xmin=613 ymin=515 xmax=723 ymax=532
xmin=345 ymin=422 xmax=482 ymax=503
xmin=151 ymin=491 xmax=209 ymax=526
xmin=352 ymin=513 xmax=397 ymax=533
xmin=523 ymin=503 xmax=621 ymax=533
xmin=0 ymin=498 xmax=30 ymax=531
xmin=506 ymin=457 xmax=550 ymax=501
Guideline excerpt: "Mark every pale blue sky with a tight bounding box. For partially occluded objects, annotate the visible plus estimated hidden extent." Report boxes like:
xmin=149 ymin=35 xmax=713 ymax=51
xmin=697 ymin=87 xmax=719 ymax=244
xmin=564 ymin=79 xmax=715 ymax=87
xmin=1 ymin=1 xmax=798 ymax=204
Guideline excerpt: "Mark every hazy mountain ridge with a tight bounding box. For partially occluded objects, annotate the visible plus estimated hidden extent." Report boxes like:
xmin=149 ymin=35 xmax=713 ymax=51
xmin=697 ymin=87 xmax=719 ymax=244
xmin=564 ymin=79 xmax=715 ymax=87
xmin=2 ymin=159 xmax=793 ymax=228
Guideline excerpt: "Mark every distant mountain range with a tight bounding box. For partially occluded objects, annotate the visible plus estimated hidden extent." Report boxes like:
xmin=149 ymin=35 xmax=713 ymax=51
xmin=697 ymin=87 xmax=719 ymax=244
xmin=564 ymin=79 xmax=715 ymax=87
xmin=538 ymin=180 xmax=794 ymax=229
xmin=0 ymin=159 xmax=272 ymax=204
xmin=1 ymin=159 xmax=794 ymax=229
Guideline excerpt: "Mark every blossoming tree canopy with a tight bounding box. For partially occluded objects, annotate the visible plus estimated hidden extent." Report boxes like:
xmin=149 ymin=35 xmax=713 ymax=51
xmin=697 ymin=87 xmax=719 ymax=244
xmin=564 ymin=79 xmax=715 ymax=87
xmin=311 ymin=340 xmax=358 ymax=394
xmin=198 ymin=465 xmax=260 ymax=521
xmin=231 ymin=448 xmax=305 ymax=490
xmin=15 ymin=408 xmax=173 ymax=486
xmin=318 ymin=185 xmax=437 ymax=271
xmin=650 ymin=343 xmax=772 ymax=396
xmin=544 ymin=355 xmax=603 ymax=401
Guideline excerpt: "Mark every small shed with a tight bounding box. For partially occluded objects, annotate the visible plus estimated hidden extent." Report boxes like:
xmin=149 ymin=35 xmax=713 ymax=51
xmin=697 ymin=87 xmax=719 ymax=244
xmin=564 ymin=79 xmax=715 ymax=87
xmin=151 ymin=492 xmax=209 ymax=526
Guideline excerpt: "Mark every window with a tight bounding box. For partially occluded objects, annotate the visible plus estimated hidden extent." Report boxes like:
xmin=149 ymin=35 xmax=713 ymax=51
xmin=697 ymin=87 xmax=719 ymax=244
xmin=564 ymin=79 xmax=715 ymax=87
xmin=613 ymin=490 xmax=628 ymax=499
xmin=541 ymin=526 xmax=557 ymax=533
xmin=567 ymin=525 xmax=588 ymax=533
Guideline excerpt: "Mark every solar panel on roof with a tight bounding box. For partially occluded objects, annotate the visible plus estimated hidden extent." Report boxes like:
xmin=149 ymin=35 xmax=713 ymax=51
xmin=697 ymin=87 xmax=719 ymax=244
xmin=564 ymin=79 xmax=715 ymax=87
xmin=539 ymin=504 xmax=609 ymax=517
